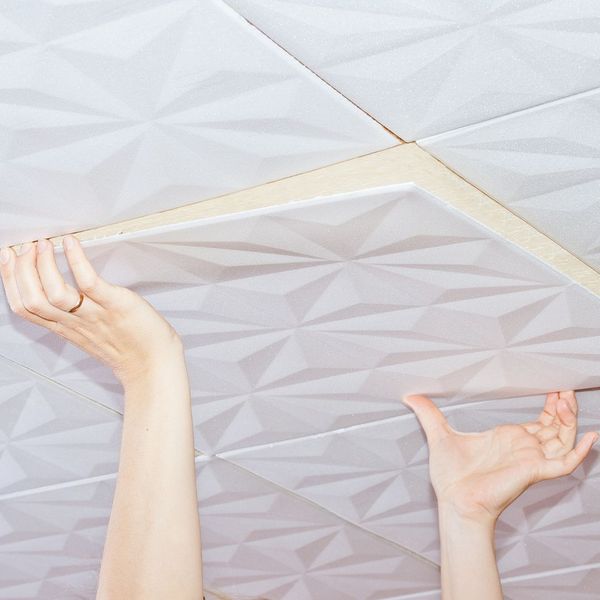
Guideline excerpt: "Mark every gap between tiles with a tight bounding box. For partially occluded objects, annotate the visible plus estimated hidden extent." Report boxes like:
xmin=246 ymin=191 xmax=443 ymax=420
xmin=420 ymin=149 xmax=600 ymax=279
xmin=0 ymin=350 xmax=201 ymax=458
xmin=214 ymin=0 xmax=405 ymax=143
xmin=214 ymin=456 xmax=441 ymax=571
xmin=418 ymin=84 xmax=600 ymax=145
xmin=0 ymin=471 xmax=118 ymax=502
xmin=213 ymin=390 xmax=594 ymax=459
xmin=501 ymin=560 xmax=600 ymax=584
xmin=0 ymin=349 xmax=123 ymax=419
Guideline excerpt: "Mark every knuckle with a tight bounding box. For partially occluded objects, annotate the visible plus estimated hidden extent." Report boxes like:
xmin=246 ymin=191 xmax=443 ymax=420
xmin=46 ymin=288 xmax=66 ymax=305
xmin=21 ymin=297 xmax=44 ymax=313
xmin=78 ymin=275 xmax=98 ymax=293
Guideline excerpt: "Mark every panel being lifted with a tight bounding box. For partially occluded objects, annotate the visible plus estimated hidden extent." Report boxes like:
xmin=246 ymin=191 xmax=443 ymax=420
xmin=1 ymin=184 xmax=599 ymax=456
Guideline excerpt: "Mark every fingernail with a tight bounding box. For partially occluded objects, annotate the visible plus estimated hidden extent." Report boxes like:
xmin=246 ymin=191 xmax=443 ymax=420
xmin=19 ymin=242 xmax=32 ymax=255
xmin=37 ymin=238 xmax=48 ymax=253
xmin=64 ymin=236 xmax=75 ymax=249
xmin=0 ymin=248 xmax=9 ymax=264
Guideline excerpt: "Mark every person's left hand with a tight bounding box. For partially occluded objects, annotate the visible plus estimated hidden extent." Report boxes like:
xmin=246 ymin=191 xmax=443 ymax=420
xmin=404 ymin=391 xmax=599 ymax=524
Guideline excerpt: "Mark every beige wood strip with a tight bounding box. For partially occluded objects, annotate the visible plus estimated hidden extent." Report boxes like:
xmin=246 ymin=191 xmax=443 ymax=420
xmin=36 ymin=142 xmax=600 ymax=297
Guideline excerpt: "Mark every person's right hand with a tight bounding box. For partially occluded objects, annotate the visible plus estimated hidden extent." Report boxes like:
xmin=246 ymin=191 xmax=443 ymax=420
xmin=404 ymin=391 xmax=599 ymax=524
xmin=0 ymin=236 xmax=182 ymax=385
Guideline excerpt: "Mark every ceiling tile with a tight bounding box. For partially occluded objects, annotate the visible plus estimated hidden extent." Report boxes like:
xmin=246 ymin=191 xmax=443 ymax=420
xmin=1 ymin=184 xmax=599 ymax=455
xmin=222 ymin=390 xmax=600 ymax=580
xmin=420 ymin=89 xmax=600 ymax=272
xmin=0 ymin=359 xmax=121 ymax=496
xmin=0 ymin=457 xmax=440 ymax=599
xmin=222 ymin=0 xmax=600 ymax=140
xmin=0 ymin=473 xmax=115 ymax=599
xmin=0 ymin=0 xmax=394 ymax=247
xmin=199 ymin=458 xmax=438 ymax=599
xmin=503 ymin=566 xmax=600 ymax=599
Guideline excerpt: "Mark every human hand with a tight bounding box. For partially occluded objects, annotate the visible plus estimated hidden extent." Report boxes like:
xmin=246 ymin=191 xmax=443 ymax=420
xmin=0 ymin=236 xmax=182 ymax=386
xmin=404 ymin=391 xmax=599 ymax=525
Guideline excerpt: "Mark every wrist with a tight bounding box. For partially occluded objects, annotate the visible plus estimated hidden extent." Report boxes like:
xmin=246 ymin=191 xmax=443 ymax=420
xmin=437 ymin=500 xmax=498 ymax=532
xmin=116 ymin=338 xmax=187 ymax=392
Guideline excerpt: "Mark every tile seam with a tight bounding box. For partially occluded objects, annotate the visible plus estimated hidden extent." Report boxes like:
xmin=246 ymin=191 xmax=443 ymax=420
xmin=215 ymin=456 xmax=441 ymax=571
xmin=212 ymin=0 xmax=404 ymax=143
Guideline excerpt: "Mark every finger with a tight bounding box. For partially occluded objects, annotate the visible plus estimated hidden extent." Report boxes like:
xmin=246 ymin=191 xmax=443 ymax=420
xmin=13 ymin=242 xmax=76 ymax=323
xmin=522 ymin=422 xmax=542 ymax=435
xmin=1 ymin=246 xmax=64 ymax=328
xmin=539 ymin=431 xmax=599 ymax=480
xmin=535 ymin=425 xmax=561 ymax=442
xmin=62 ymin=235 xmax=115 ymax=308
xmin=36 ymin=238 xmax=90 ymax=313
xmin=538 ymin=391 xmax=560 ymax=427
xmin=403 ymin=394 xmax=451 ymax=444
xmin=559 ymin=390 xmax=577 ymax=415
xmin=556 ymin=397 xmax=577 ymax=451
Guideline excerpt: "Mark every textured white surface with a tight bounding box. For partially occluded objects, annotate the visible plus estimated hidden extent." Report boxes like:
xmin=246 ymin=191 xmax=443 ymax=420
xmin=1 ymin=184 xmax=600 ymax=598
xmin=420 ymin=88 xmax=600 ymax=273
xmin=1 ymin=184 xmax=599 ymax=454
xmin=223 ymin=390 xmax=600 ymax=580
xmin=0 ymin=0 xmax=394 ymax=247
xmin=223 ymin=0 xmax=600 ymax=140
xmin=0 ymin=359 xmax=121 ymax=496
xmin=0 ymin=458 xmax=440 ymax=600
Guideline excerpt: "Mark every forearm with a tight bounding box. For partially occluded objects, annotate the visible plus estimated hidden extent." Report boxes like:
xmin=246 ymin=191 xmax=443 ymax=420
xmin=96 ymin=342 xmax=203 ymax=600
xmin=438 ymin=504 xmax=503 ymax=600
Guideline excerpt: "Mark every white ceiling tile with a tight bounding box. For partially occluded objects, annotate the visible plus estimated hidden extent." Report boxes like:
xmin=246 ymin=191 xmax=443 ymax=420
xmin=222 ymin=0 xmax=600 ymax=140
xmin=1 ymin=184 xmax=599 ymax=455
xmin=223 ymin=390 xmax=600 ymax=582
xmin=198 ymin=458 xmax=439 ymax=600
xmin=0 ymin=359 xmax=121 ymax=496
xmin=420 ymin=89 xmax=600 ymax=272
xmin=0 ymin=0 xmax=394 ymax=247
xmin=0 ymin=457 xmax=440 ymax=599
xmin=0 ymin=474 xmax=115 ymax=599
xmin=503 ymin=566 xmax=600 ymax=599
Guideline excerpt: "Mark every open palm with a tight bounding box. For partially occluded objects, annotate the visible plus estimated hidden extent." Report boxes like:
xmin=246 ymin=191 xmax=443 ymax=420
xmin=404 ymin=391 xmax=598 ymax=522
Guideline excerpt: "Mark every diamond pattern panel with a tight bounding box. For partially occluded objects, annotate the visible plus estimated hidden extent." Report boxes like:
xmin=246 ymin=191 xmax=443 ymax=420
xmin=0 ymin=0 xmax=395 ymax=247
xmin=1 ymin=184 xmax=599 ymax=456
xmin=0 ymin=457 xmax=440 ymax=599
xmin=0 ymin=359 xmax=121 ymax=496
xmin=420 ymin=88 xmax=600 ymax=272
xmin=222 ymin=0 xmax=600 ymax=140
xmin=222 ymin=389 xmax=600 ymax=580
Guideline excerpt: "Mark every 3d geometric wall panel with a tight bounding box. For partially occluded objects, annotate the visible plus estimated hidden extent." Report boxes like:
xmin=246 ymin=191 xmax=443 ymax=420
xmin=2 ymin=3 xmax=600 ymax=598
xmin=223 ymin=0 xmax=600 ymax=140
xmin=0 ymin=0 xmax=395 ymax=247
xmin=1 ymin=184 xmax=599 ymax=457
xmin=420 ymin=88 xmax=600 ymax=272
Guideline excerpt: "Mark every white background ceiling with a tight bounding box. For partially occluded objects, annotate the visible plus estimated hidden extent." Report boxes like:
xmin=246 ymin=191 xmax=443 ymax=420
xmin=1 ymin=1 xmax=600 ymax=598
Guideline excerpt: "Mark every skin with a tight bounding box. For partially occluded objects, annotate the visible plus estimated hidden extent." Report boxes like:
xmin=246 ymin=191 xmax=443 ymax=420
xmin=0 ymin=237 xmax=203 ymax=600
xmin=403 ymin=392 xmax=599 ymax=600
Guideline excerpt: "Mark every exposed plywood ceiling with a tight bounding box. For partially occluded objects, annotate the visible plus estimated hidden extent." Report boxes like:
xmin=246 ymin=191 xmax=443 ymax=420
xmin=1 ymin=1 xmax=600 ymax=599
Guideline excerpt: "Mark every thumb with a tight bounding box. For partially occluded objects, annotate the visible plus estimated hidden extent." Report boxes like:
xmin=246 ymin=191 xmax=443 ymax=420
xmin=403 ymin=394 xmax=450 ymax=445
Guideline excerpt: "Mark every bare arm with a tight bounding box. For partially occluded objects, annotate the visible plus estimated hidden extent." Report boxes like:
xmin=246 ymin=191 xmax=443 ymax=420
xmin=0 ymin=237 xmax=203 ymax=600
xmin=437 ymin=505 xmax=501 ymax=600
xmin=97 ymin=349 xmax=202 ymax=599
xmin=404 ymin=391 xmax=598 ymax=600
